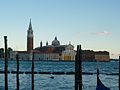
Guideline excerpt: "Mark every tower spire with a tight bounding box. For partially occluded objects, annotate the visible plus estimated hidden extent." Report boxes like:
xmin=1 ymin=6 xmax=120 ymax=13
xmin=28 ymin=19 xmax=32 ymax=30
xmin=27 ymin=19 xmax=34 ymax=51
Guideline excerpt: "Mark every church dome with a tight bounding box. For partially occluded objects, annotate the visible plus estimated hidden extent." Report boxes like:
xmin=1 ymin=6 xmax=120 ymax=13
xmin=52 ymin=37 xmax=60 ymax=46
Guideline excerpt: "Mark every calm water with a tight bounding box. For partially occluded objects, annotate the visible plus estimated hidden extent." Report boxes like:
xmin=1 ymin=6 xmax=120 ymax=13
xmin=0 ymin=60 xmax=119 ymax=90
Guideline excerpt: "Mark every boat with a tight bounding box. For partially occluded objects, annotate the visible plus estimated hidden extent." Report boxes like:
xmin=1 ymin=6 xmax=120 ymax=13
xmin=96 ymin=69 xmax=110 ymax=90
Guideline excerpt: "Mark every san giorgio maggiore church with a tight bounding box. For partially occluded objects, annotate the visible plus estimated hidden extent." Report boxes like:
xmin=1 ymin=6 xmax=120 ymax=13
xmin=0 ymin=20 xmax=110 ymax=61
xmin=17 ymin=20 xmax=76 ymax=61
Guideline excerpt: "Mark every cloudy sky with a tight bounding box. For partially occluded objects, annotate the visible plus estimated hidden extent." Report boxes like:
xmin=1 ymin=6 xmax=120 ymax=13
xmin=0 ymin=0 xmax=119 ymax=59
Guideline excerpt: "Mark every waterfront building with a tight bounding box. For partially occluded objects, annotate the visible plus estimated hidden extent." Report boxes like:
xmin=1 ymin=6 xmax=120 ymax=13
xmin=62 ymin=43 xmax=76 ymax=60
xmin=0 ymin=48 xmax=4 ymax=59
xmin=35 ymin=37 xmax=75 ymax=60
xmin=17 ymin=50 xmax=60 ymax=60
xmin=34 ymin=52 xmax=60 ymax=60
xmin=95 ymin=51 xmax=110 ymax=61
xmin=17 ymin=51 xmax=31 ymax=60
xmin=82 ymin=50 xmax=95 ymax=61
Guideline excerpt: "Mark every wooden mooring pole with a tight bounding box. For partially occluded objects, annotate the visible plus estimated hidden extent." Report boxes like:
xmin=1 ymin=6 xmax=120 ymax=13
xmin=32 ymin=51 xmax=35 ymax=90
xmin=4 ymin=36 xmax=8 ymax=90
xmin=16 ymin=54 xmax=19 ymax=90
xmin=118 ymin=56 xmax=120 ymax=90
xmin=75 ymin=45 xmax=82 ymax=90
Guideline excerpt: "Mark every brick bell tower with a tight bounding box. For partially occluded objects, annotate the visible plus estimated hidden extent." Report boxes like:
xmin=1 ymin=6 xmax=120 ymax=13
xmin=27 ymin=19 xmax=33 ymax=52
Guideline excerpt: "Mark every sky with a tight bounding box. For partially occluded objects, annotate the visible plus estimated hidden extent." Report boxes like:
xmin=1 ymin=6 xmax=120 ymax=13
xmin=0 ymin=0 xmax=120 ymax=59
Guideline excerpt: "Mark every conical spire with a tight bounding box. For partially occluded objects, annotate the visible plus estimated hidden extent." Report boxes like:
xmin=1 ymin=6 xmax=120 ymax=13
xmin=28 ymin=19 xmax=32 ymax=30
xmin=27 ymin=19 xmax=34 ymax=51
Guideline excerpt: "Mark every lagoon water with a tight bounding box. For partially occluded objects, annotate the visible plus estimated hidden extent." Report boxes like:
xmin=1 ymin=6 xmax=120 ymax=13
xmin=0 ymin=60 xmax=119 ymax=90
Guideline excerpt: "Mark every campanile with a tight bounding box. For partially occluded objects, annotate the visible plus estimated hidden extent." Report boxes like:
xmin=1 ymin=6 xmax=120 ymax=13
xmin=27 ymin=19 xmax=33 ymax=51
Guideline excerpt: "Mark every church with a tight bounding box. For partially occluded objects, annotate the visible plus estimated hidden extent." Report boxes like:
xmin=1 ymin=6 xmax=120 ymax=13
xmin=0 ymin=20 xmax=110 ymax=61
xmin=15 ymin=20 xmax=110 ymax=61
xmin=17 ymin=20 xmax=76 ymax=60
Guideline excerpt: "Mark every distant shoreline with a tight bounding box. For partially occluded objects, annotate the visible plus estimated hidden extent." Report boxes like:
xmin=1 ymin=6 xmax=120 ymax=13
xmin=0 ymin=59 xmax=74 ymax=62
xmin=0 ymin=59 xmax=114 ymax=62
